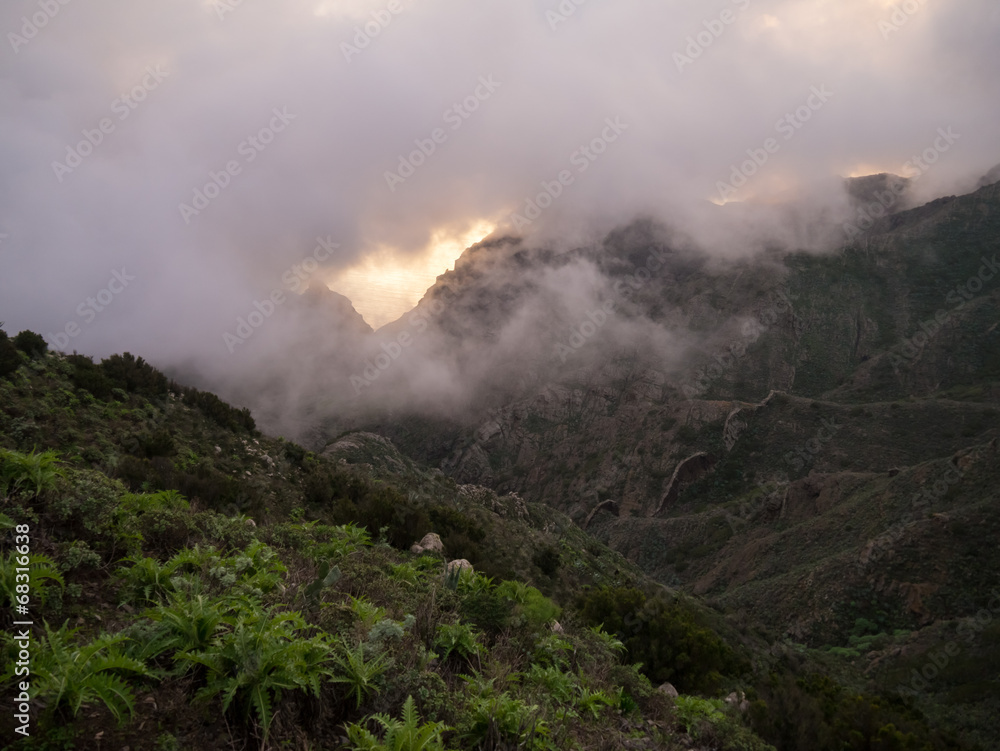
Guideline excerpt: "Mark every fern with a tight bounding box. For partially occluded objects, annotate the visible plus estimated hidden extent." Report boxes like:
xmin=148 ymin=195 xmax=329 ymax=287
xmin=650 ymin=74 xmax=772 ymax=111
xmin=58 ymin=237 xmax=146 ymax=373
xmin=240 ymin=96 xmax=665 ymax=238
xmin=523 ymin=664 xmax=576 ymax=703
xmin=673 ymin=694 xmax=725 ymax=736
xmin=347 ymin=594 xmax=387 ymax=627
xmin=25 ymin=622 xmax=151 ymax=723
xmin=346 ymin=695 xmax=450 ymax=751
xmin=145 ymin=593 xmax=233 ymax=658
xmin=0 ymin=551 xmax=64 ymax=609
xmin=589 ymin=624 xmax=626 ymax=655
xmin=0 ymin=447 xmax=63 ymax=497
xmin=330 ymin=641 xmax=389 ymax=708
xmin=179 ymin=609 xmax=334 ymax=739
xmin=434 ymin=622 xmax=481 ymax=664
xmin=120 ymin=555 xmax=177 ymax=604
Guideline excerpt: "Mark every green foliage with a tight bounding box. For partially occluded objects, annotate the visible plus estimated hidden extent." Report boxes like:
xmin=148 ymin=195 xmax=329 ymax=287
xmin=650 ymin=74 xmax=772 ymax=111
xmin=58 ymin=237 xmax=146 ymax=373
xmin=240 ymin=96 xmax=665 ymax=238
xmin=0 ymin=447 xmax=64 ymax=497
xmin=346 ymin=695 xmax=451 ymax=751
xmin=588 ymin=624 xmax=626 ymax=655
xmin=674 ymin=694 xmax=725 ymax=736
xmin=100 ymin=353 xmax=169 ymax=399
xmin=0 ymin=551 xmax=64 ymax=609
xmin=66 ymin=354 xmax=115 ymax=400
xmin=13 ymin=330 xmax=48 ymax=358
xmin=180 ymin=609 xmax=333 ymax=739
xmin=498 ymin=581 xmax=561 ymax=630
xmin=459 ymin=678 xmax=553 ymax=751
xmin=532 ymin=634 xmax=573 ymax=669
xmin=330 ymin=640 xmax=389 ymax=708
xmin=348 ymin=594 xmax=388 ymax=628
xmin=301 ymin=559 xmax=342 ymax=606
xmin=523 ymin=664 xmax=576 ymax=703
xmin=434 ymin=621 xmax=481 ymax=664
xmin=532 ymin=545 xmax=561 ymax=577
xmin=576 ymin=686 xmax=616 ymax=721
xmin=179 ymin=386 xmax=256 ymax=433
xmin=368 ymin=618 xmax=406 ymax=644
xmin=20 ymin=622 xmax=151 ymax=723
xmin=145 ymin=593 xmax=234 ymax=659
xmin=0 ymin=327 xmax=21 ymax=380
xmin=577 ymin=587 xmax=741 ymax=694
xmin=120 ymin=555 xmax=178 ymax=605
xmin=117 ymin=490 xmax=189 ymax=516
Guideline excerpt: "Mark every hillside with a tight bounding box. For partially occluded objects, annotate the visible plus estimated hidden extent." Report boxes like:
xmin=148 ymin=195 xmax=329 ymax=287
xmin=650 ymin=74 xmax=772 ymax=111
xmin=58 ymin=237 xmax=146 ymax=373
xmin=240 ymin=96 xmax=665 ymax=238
xmin=2 ymin=333 xmax=991 ymax=749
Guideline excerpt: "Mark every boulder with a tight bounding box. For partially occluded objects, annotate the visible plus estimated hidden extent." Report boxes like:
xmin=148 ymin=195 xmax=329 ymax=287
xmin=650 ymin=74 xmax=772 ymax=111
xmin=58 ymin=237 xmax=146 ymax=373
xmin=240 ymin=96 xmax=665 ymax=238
xmin=446 ymin=559 xmax=474 ymax=575
xmin=411 ymin=532 xmax=444 ymax=556
xmin=657 ymin=682 xmax=679 ymax=698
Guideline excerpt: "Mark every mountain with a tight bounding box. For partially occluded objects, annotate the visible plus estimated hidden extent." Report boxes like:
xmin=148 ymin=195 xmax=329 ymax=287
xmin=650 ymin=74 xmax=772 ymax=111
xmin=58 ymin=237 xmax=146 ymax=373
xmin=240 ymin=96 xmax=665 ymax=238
xmin=327 ymin=179 xmax=1000 ymax=746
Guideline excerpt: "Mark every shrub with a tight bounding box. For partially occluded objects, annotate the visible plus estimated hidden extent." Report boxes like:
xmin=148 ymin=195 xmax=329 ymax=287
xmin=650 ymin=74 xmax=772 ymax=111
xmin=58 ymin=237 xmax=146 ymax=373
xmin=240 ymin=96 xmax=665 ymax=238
xmin=13 ymin=330 xmax=47 ymax=358
xmin=67 ymin=354 xmax=115 ymax=400
xmin=577 ymin=587 xmax=741 ymax=694
xmin=101 ymin=353 xmax=169 ymax=398
xmin=674 ymin=694 xmax=725 ymax=736
xmin=179 ymin=387 xmax=256 ymax=433
xmin=0 ymin=329 xmax=20 ymax=380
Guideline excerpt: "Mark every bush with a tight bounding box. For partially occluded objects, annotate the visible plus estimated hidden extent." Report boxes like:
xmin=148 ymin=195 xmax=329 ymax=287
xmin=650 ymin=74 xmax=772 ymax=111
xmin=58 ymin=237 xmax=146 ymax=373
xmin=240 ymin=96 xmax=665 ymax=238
xmin=13 ymin=330 xmax=47 ymax=358
xmin=101 ymin=353 xmax=169 ymax=398
xmin=67 ymin=355 xmax=115 ymax=400
xmin=180 ymin=387 xmax=256 ymax=433
xmin=0 ymin=329 xmax=22 ymax=380
xmin=577 ymin=587 xmax=741 ymax=694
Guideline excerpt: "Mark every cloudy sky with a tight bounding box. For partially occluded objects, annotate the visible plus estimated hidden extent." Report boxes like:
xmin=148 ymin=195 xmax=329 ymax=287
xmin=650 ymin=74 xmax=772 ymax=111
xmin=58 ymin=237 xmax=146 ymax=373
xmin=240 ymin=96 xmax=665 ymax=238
xmin=1 ymin=0 xmax=998 ymax=360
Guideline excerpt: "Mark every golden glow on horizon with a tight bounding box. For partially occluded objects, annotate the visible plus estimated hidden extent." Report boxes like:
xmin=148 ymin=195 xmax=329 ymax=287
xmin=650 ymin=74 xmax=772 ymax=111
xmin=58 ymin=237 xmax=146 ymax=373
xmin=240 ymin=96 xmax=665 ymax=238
xmin=325 ymin=220 xmax=495 ymax=330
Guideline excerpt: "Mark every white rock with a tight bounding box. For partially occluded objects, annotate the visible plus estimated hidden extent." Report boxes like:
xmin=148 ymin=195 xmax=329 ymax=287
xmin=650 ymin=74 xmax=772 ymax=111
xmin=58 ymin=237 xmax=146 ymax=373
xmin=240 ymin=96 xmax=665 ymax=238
xmin=411 ymin=532 xmax=444 ymax=556
xmin=658 ymin=682 xmax=679 ymax=698
xmin=446 ymin=559 xmax=474 ymax=574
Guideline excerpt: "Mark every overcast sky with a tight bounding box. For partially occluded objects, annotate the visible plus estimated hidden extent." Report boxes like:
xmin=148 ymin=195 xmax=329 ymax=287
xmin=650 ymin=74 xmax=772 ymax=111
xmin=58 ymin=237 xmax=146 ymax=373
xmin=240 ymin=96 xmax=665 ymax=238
xmin=1 ymin=0 xmax=998 ymax=365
